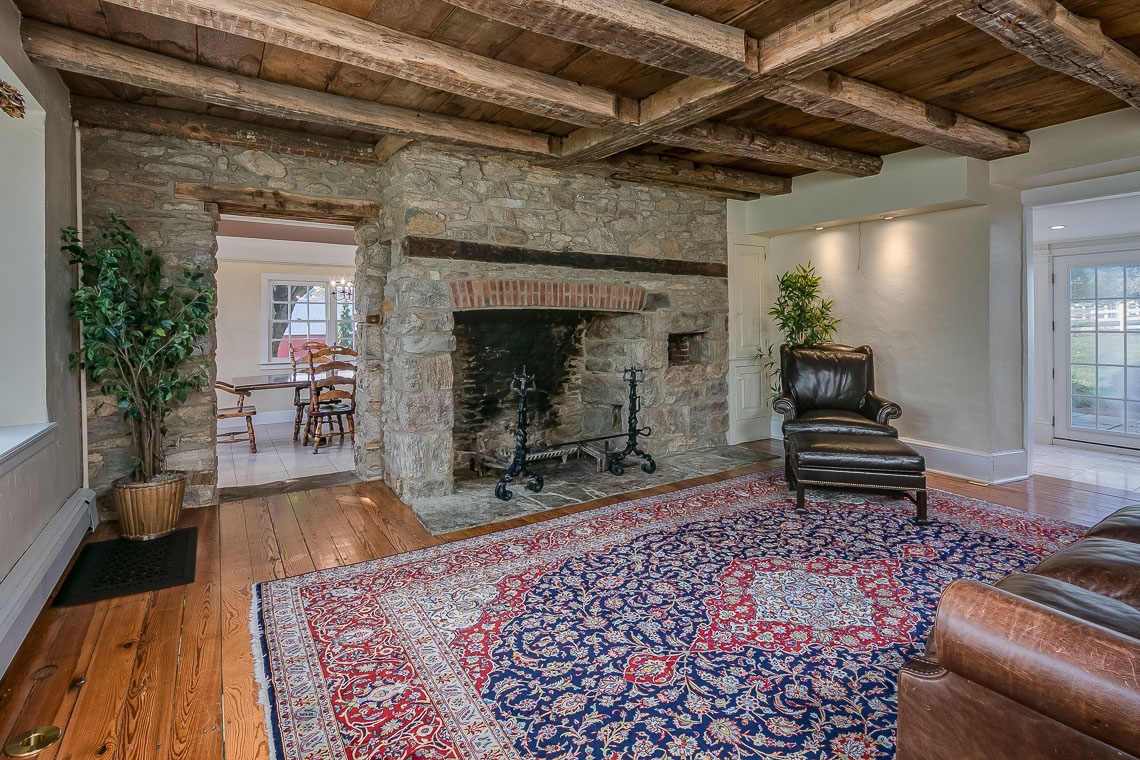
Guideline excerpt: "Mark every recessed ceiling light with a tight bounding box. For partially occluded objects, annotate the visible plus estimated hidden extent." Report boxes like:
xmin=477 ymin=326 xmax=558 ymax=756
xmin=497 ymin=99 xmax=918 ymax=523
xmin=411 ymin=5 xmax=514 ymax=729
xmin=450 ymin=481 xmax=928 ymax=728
xmin=1050 ymin=225 xmax=1067 ymax=230
xmin=815 ymin=226 xmax=824 ymax=230
xmin=883 ymin=215 xmax=896 ymax=220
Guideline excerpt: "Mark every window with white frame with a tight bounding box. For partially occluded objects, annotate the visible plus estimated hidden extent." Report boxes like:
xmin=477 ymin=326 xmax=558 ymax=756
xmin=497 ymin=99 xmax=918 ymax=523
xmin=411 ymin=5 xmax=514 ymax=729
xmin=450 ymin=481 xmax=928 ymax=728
xmin=261 ymin=275 xmax=354 ymax=365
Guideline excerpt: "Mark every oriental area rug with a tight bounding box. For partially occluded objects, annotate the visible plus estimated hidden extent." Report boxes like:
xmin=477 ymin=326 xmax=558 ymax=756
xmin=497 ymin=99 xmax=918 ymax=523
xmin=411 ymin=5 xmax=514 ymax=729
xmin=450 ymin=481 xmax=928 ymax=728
xmin=253 ymin=472 xmax=1082 ymax=760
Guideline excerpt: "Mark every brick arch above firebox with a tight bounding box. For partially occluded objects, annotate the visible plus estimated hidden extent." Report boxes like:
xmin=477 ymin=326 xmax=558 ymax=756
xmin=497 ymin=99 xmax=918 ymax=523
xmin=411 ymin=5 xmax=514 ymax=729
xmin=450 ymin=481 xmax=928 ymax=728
xmin=448 ymin=279 xmax=648 ymax=313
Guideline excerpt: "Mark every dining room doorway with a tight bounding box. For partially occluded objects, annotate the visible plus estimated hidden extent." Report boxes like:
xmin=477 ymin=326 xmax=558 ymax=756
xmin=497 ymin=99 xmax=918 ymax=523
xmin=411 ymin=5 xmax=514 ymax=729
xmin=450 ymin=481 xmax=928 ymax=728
xmin=213 ymin=215 xmax=360 ymax=490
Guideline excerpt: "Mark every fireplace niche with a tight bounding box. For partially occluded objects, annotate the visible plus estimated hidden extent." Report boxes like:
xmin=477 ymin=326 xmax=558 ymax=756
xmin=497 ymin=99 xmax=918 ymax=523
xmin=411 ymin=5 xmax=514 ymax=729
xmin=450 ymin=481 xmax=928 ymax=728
xmin=452 ymin=309 xmax=596 ymax=471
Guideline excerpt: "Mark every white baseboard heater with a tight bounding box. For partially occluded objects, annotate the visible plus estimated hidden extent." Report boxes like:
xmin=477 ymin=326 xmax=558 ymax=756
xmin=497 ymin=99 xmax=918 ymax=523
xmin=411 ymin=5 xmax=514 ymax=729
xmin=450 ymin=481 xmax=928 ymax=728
xmin=0 ymin=487 xmax=97 ymax=678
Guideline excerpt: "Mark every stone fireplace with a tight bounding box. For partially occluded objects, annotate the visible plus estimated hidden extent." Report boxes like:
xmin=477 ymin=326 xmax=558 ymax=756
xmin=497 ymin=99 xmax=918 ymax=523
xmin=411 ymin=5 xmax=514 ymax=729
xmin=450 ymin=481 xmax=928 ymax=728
xmin=352 ymin=143 xmax=732 ymax=502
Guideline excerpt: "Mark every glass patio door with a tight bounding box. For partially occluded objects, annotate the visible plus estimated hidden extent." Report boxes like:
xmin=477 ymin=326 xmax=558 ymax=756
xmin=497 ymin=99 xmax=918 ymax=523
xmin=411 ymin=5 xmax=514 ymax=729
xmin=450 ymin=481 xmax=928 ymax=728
xmin=1054 ymin=252 xmax=1140 ymax=448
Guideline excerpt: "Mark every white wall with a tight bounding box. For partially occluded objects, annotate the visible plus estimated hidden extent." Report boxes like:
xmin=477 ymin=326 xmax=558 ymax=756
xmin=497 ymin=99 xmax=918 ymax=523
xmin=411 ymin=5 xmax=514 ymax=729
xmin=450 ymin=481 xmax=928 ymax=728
xmin=214 ymin=240 xmax=354 ymax=419
xmin=767 ymin=208 xmax=999 ymax=452
xmin=0 ymin=60 xmax=47 ymax=425
xmin=0 ymin=0 xmax=85 ymax=677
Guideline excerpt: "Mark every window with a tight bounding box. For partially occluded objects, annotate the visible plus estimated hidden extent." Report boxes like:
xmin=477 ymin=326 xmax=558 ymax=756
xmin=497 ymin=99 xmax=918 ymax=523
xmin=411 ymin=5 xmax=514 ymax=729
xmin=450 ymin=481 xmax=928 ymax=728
xmin=261 ymin=275 xmax=355 ymax=365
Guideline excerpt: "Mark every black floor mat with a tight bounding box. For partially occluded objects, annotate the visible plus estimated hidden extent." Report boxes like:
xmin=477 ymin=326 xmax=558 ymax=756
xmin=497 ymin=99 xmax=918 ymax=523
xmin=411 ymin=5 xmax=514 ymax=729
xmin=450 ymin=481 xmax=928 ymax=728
xmin=52 ymin=527 xmax=197 ymax=607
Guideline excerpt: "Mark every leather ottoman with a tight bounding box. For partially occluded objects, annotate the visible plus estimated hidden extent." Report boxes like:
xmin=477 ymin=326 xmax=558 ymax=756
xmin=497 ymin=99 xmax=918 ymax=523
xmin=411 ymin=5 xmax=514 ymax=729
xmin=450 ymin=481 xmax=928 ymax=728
xmin=785 ymin=432 xmax=928 ymax=524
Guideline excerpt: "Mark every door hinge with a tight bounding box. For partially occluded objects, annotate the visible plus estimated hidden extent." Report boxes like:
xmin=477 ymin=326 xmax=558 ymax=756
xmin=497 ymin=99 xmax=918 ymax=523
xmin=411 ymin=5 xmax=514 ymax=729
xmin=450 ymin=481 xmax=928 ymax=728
xmin=1052 ymin=368 xmax=1055 ymax=378
xmin=1051 ymin=320 xmax=1055 ymax=331
xmin=1051 ymin=273 xmax=1055 ymax=284
xmin=1052 ymin=415 xmax=1055 ymax=426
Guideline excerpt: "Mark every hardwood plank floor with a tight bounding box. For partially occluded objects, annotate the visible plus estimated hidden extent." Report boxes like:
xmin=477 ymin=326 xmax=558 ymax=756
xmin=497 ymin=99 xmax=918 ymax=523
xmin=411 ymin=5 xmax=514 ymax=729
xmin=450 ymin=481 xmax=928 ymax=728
xmin=1 ymin=445 xmax=1133 ymax=758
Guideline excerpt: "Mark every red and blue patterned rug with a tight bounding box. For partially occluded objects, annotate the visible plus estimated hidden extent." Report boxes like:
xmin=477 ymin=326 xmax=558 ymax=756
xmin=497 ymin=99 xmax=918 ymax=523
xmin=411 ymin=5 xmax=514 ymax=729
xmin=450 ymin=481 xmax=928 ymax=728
xmin=253 ymin=472 xmax=1083 ymax=760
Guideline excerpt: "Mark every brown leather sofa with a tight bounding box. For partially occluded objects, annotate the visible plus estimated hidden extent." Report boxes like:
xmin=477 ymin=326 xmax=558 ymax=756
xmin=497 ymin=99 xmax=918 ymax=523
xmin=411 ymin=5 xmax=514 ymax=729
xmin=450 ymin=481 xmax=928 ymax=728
xmin=773 ymin=344 xmax=902 ymax=438
xmin=897 ymin=504 xmax=1140 ymax=760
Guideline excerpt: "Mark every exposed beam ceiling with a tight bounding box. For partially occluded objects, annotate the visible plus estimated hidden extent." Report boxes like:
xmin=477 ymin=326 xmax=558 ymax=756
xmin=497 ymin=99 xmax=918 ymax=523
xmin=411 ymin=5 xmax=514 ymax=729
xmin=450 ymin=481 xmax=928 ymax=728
xmin=440 ymin=0 xmax=757 ymax=81
xmin=96 ymin=0 xmax=636 ymax=128
xmin=551 ymin=0 xmax=986 ymax=165
xmin=962 ymin=0 xmax=1140 ymax=107
xmin=597 ymin=154 xmax=791 ymax=199
xmin=22 ymin=21 xmax=556 ymax=156
xmin=88 ymin=0 xmax=891 ymax=176
xmin=768 ymin=71 xmax=1030 ymax=160
xmin=71 ymin=97 xmax=388 ymax=164
xmin=68 ymin=90 xmax=790 ymax=199
xmin=758 ymin=0 xmax=981 ymax=78
xmin=661 ymin=122 xmax=884 ymax=177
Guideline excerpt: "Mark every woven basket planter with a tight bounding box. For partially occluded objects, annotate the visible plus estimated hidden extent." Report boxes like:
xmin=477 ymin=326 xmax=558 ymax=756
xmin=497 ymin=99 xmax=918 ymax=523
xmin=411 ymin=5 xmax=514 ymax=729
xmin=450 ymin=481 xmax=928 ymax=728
xmin=112 ymin=471 xmax=187 ymax=541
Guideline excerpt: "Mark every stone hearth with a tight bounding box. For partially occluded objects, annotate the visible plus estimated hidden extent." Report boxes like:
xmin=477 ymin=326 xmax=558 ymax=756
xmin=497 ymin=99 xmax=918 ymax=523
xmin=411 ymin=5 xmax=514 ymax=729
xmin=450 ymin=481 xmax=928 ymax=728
xmin=411 ymin=445 xmax=780 ymax=535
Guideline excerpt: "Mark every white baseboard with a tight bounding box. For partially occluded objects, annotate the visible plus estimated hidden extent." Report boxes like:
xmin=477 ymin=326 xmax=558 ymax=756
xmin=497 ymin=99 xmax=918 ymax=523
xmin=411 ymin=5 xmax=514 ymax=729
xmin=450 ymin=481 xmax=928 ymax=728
xmin=0 ymin=487 xmax=96 ymax=677
xmin=765 ymin=422 xmax=1029 ymax=485
xmin=903 ymin=439 xmax=1029 ymax=485
xmin=217 ymin=409 xmax=297 ymax=432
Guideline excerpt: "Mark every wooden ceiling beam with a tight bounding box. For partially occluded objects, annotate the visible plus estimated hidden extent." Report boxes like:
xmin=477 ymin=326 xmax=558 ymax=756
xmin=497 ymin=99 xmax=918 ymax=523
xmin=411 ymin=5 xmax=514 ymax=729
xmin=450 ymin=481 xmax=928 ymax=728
xmin=768 ymin=71 xmax=1030 ymax=160
xmin=30 ymin=28 xmax=790 ymax=201
xmin=553 ymin=0 xmax=983 ymax=166
xmin=373 ymin=137 xmax=414 ymax=164
xmin=173 ymin=182 xmax=378 ymax=223
xmin=439 ymin=0 xmax=756 ymax=82
xmin=21 ymin=21 xmax=556 ymax=156
xmin=598 ymin=154 xmax=792 ymax=200
xmin=759 ymin=0 xmax=981 ymax=78
xmin=659 ymin=121 xmax=884 ymax=176
xmin=71 ymin=96 xmax=388 ymax=163
xmin=94 ymin=0 xmax=635 ymax=128
xmin=961 ymin=0 xmax=1140 ymax=108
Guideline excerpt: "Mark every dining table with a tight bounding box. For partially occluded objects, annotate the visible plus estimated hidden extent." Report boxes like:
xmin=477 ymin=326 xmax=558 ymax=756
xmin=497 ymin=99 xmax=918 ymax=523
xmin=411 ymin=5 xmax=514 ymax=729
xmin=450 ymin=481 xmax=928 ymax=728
xmin=230 ymin=369 xmax=356 ymax=393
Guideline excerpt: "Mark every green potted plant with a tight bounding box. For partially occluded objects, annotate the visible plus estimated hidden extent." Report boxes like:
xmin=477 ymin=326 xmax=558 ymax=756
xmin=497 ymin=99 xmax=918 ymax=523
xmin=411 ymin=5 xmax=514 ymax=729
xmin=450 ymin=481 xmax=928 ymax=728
xmin=757 ymin=261 xmax=840 ymax=397
xmin=64 ymin=212 xmax=215 ymax=540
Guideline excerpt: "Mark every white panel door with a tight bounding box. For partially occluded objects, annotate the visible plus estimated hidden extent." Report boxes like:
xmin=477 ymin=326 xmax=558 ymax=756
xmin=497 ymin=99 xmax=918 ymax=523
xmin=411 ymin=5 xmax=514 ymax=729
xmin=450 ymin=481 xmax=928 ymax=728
xmin=1053 ymin=251 xmax=1140 ymax=448
xmin=728 ymin=243 xmax=768 ymax=443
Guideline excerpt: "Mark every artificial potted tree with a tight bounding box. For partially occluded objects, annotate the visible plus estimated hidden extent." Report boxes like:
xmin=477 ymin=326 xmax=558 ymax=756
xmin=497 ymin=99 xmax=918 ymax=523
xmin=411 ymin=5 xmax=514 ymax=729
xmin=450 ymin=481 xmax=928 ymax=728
xmin=757 ymin=262 xmax=840 ymax=396
xmin=64 ymin=212 xmax=215 ymax=540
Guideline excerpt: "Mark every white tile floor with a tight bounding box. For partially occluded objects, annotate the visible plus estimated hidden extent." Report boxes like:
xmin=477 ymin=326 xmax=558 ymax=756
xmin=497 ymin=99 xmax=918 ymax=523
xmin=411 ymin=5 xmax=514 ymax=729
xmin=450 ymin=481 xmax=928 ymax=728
xmin=1033 ymin=442 xmax=1140 ymax=493
xmin=217 ymin=421 xmax=355 ymax=489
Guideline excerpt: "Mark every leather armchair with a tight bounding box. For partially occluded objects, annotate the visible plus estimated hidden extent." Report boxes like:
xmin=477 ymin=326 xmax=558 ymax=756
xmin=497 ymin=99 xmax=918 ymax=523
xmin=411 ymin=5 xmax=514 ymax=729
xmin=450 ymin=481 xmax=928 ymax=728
xmin=898 ymin=505 xmax=1140 ymax=760
xmin=773 ymin=344 xmax=902 ymax=437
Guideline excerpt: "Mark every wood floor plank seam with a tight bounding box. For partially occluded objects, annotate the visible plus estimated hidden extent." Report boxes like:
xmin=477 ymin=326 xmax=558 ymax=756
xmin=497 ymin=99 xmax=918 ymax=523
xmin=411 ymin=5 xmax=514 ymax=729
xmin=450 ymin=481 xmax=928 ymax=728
xmin=3 ymin=444 xmax=1133 ymax=758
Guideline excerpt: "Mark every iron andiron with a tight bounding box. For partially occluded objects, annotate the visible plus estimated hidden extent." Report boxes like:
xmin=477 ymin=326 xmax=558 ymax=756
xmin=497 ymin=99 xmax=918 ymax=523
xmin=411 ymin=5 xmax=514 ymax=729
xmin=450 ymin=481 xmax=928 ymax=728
xmin=605 ymin=366 xmax=656 ymax=476
xmin=492 ymin=365 xmax=655 ymax=500
xmin=494 ymin=368 xmax=544 ymax=501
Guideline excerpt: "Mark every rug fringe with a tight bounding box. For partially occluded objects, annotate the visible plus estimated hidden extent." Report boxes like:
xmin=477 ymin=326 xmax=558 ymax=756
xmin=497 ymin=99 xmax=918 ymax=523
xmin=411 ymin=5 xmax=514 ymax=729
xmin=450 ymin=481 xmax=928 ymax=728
xmin=249 ymin=583 xmax=283 ymax=760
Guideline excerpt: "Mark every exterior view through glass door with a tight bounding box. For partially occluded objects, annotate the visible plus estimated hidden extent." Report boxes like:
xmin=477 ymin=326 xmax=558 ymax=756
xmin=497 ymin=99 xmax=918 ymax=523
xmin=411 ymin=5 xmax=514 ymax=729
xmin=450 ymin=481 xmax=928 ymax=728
xmin=1054 ymin=252 xmax=1140 ymax=448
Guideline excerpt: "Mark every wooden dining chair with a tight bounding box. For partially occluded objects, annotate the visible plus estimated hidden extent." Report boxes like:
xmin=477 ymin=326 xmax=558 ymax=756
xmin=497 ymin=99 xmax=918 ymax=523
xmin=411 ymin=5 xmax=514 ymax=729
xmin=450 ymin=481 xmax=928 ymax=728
xmin=302 ymin=361 xmax=356 ymax=453
xmin=216 ymin=381 xmax=257 ymax=453
xmin=288 ymin=340 xmax=326 ymax=441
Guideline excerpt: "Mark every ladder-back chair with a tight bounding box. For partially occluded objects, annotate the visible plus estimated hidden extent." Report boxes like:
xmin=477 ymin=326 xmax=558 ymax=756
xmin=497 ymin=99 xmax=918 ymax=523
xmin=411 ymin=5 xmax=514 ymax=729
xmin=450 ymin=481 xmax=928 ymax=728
xmin=303 ymin=347 xmax=356 ymax=452
xmin=288 ymin=340 xmax=326 ymax=441
xmin=216 ymin=381 xmax=257 ymax=453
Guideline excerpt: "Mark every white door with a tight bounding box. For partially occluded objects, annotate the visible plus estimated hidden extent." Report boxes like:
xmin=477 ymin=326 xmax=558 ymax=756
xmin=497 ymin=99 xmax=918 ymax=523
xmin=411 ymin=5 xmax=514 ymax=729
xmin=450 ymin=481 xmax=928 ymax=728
xmin=1053 ymin=252 xmax=1140 ymax=448
xmin=727 ymin=242 xmax=768 ymax=444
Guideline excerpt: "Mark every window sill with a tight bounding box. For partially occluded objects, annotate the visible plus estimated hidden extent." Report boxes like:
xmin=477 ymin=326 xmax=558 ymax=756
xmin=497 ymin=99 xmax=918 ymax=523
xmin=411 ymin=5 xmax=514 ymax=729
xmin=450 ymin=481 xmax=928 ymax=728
xmin=0 ymin=422 xmax=58 ymax=479
xmin=259 ymin=362 xmax=293 ymax=372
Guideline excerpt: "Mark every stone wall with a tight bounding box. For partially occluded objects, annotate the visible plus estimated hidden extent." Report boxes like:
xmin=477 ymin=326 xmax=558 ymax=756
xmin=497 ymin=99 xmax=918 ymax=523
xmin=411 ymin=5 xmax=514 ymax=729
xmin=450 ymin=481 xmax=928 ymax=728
xmin=368 ymin=143 xmax=730 ymax=501
xmin=78 ymin=130 xmax=731 ymax=510
xmin=80 ymin=126 xmax=381 ymax=511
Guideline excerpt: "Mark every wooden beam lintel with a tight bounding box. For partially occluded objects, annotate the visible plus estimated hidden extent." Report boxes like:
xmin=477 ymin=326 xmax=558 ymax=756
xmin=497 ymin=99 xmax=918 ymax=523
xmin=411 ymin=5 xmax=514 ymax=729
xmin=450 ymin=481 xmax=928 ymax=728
xmin=173 ymin=182 xmax=379 ymax=224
